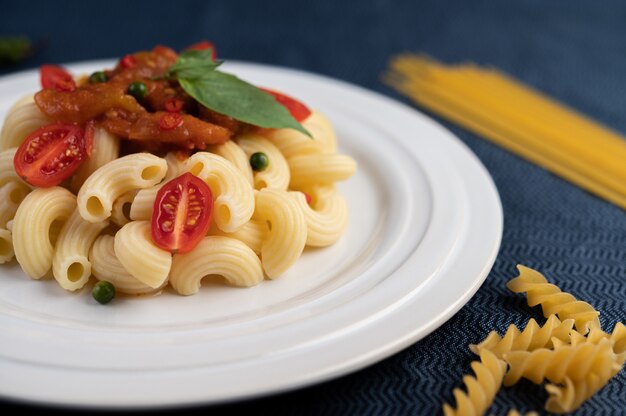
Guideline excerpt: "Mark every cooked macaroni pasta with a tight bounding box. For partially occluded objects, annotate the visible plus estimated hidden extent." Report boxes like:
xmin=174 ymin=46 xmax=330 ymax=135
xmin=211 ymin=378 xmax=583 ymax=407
xmin=52 ymin=208 xmax=109 ymax=291
xmin=90 ymin=235 xmax=163 ymax=295
xmin=0 ymin=228 xmax=14 ymax=264
xmin=71 ymin=127 xmax=120 ymax=192
xmin=0 ymin=95 xmax=49 ymax=151
xmin=237 ymin=134 xmax=290 ymax=190
xmin=170 ymin=235 xmax=264 ymax=295
xmin=12 ymin=187 xmax=76 ymax=279
xmin=183 ymin=151 xmax=254 ymax=232
xmin=77 ymin=153 xmax=167 ymax=223
xmin=114 ymin=221 xmax=171 ymax=289
xmin=254 ymin=188 xmax=307 ymax=278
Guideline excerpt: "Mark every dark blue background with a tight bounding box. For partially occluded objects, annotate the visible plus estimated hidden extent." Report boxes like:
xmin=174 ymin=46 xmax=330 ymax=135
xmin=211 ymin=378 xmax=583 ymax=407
xmin=2 ymin=1 xmax=626 ymax=414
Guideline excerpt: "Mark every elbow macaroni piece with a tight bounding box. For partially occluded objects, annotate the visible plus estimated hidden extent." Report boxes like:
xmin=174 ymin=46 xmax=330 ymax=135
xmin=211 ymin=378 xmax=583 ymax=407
xmin=12 ymin=187 xmax=76 ymax=279
xmin=111 ymin=190 xmax=136 ymax=227
xmin=114 ymin=221 xmax=171 ymax=289
xmin=254 ymin=189 xmax=307 ymax=278
xmin=0 ymin=228 xmax=14 ymax=264
xmin=263 ymin=110 xmax=337 ymax=157
xmin=0 ymin=181 xmax=31 ymax=228
xmin=170 ymin=235 xmax=264 ymax=295
xmin=0 ymin=94 xmax=49 ymax=151
xmin=77 ymin=153 xmax=167 ymax=223
xmin=289 ymin=189 xmax=348 ymax=247
xmin=237 ymin=134 xmax=290 ymax=191
xmin=507 ymin=265 xmax=601 ymax=334
xmin=183 ymin=152 xmax=254 ymax=232
xmin=209 ymin=140 xmax=254 ymax=186
xmin=209 ymin=219 xmax=268 ymax=254
xmin=0 ymin=148 xmax=31 ymax=189
xmin=288 ymin=153 xmax=357 ymax=188
xmin=129 ymin=151 xmax=189 ymax=221
xmin=71 ymin=127 xmax=120 ymax=192
xmin=90 ymin=234 xmax=163 ymax=295
xmin=52 ymin=208 xmax=109 ymax=291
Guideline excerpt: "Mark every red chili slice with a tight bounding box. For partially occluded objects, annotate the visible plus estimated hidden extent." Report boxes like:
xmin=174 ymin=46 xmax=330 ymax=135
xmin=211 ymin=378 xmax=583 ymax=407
xmin=159 ymin=112 xmax=183 ymax=130
xmin=151 ymin=172 xmax=213 ymax=254
xmin=260 ymin=88 xmax=311 ymax=122
xmin=40 ymin=65 xmax=76 ymax=92
xmin=164 ymin=97 xmax=184 ymax=113
xmin=185 ymin=41 xmax=217 ymax=60
xmin=120 ymin=54 xmax=137 ymax=69
xmin=14 ymin=123 xmax=91 ymax=187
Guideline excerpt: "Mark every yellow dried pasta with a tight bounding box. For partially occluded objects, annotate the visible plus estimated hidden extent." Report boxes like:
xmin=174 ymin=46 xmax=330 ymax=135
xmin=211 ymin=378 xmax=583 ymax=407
xmin=507 ymin=265 xmax=601 ymax=334
xmin=470 ymin=315 xmax=575 ymax=359
xmin=442 ymin=350 xmax=506 ymax=416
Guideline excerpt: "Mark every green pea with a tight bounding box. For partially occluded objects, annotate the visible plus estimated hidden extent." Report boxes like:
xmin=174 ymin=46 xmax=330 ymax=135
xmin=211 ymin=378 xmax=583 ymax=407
xmin=92 ymin=281 xmax=116 ymax=304
xmin=128 ymin=81 xmax=148 ymax=100
xmin=250 ymin=152 xmax=269 ymax=171
xmin=88 ymin=71 xmax=107 ymax=84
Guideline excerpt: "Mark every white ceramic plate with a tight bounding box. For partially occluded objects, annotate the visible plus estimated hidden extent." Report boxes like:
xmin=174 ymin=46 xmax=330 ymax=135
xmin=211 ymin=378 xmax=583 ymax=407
xmin=0 ymin=60 xmax=502 ymax=408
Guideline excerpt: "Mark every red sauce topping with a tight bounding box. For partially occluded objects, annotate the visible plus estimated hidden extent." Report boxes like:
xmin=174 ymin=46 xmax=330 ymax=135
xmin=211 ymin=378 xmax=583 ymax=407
xmin=34 ymin=46 xmax=237 ymax=151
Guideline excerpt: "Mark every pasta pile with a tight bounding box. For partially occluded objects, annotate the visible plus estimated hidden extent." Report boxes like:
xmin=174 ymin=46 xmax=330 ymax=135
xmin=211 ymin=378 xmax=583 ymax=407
xmin=443 ymin=265 xmax=626 ymax=415
xmin=0 ymin=94 xmax=357 ymax=297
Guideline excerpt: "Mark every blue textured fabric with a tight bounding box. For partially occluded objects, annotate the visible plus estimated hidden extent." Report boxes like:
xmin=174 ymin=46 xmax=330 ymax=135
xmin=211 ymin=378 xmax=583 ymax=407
xmin=2 ymin=1 xmax=626 ymax=414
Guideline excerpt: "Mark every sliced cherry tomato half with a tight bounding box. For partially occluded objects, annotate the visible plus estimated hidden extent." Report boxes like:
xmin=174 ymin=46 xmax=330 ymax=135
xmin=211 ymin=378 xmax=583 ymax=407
xmin=151 ymin=172 xmax=213 ymax=254
xmin=260 ymin=88 xmax=311 ymax=122
xmin=185 ymin=40 xmax=217 ymax=60
xmin=40 ymin=65 xmax=76 ymax=92
xmin=14 ymin=123 xmax=91 ymax=187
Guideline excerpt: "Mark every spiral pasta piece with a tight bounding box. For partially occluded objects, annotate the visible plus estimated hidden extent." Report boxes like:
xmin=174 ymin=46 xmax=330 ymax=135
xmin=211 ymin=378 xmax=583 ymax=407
xmin=254 ymin=188 xmax=307 ymax=278
xmin=442 ymin=350 xmax=506 ymax=416
xmin=0 ymin=94 xmax=50 ymax=150
xmin=503 ymin=338 xmax=617 ymax=386
xmin=90 ymin=235 xmax=163 ymax=295
xmin=563 ymin=322 xmax=626 ymax=365
xmin=507 ymin=265 xmax=601 ymax=334
xmin=169 ymin=236 xmax=264 ymax=295
xmin=183 ymin=152 xmax=254 ymax=232
xmin=470 ymin=315 xmax=575 ymax=359
xmin=77 ymin=153 xmax=167 ymax=223
xmin=545 ymin=373 xmax=614 ymax=414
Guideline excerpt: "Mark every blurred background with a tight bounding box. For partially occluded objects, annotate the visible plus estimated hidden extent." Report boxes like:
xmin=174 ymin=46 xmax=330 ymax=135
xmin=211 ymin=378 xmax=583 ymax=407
xmin=2 ymin=0 xmax=626 ymax=414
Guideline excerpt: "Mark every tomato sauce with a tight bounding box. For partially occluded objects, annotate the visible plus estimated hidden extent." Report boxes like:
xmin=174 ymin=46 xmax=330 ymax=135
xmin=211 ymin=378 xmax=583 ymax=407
xmin=34 ymin=46 xmax=237 ymax=151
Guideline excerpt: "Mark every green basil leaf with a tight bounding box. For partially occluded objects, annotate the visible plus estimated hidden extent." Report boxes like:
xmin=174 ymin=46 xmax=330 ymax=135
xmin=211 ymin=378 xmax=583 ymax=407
xmin=179 ymin=71 xmax=311 ymax=136
xmin=165 ymin=50 xmax=221 ymax=79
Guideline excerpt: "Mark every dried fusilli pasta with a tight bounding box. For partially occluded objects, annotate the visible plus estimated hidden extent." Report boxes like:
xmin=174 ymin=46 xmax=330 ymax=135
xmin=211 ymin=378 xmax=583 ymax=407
xmin=442 ymin=350 xmax=506 ymax=416
xmin=506 ymin=265 xmax=601 ymax=334
xmin=470 ymin=314 xmax=574 ymax=359
xmin=503 ymin=338 xmax=618 ymax=386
